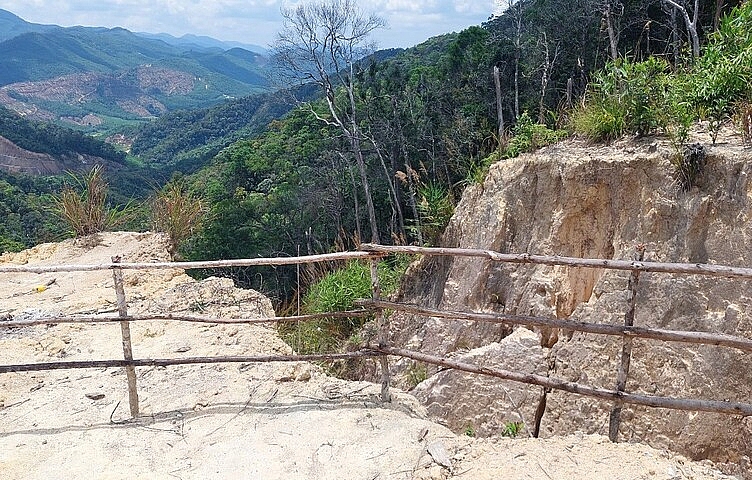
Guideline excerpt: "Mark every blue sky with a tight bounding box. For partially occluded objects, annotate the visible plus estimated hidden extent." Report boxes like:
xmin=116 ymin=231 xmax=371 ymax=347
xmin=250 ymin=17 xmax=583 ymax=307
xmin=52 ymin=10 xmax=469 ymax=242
xmin=0 ymin=1 xmax=500 ymax=49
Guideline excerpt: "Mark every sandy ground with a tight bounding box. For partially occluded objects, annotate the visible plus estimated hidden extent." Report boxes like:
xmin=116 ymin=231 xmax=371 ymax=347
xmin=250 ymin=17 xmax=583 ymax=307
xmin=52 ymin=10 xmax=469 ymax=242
xmin=0 ymin=232 xmax=739 ymax=479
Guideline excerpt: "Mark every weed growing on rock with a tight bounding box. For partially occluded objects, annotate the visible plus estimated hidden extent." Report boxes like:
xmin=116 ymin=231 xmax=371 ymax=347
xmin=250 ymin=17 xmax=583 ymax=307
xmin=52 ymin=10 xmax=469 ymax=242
xmin=501 ymin=421 xmax=524 ymax=438
xmin=672 ymin=143 xmax=706 ymax=192
xmin=404 ymin=361 xmax=428 ymax=389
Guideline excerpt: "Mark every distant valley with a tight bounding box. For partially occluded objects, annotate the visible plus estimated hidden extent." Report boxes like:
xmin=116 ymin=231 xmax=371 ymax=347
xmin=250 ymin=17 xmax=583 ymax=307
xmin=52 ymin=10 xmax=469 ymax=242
xmin=0 ymin=8 xmax=272 ymax=136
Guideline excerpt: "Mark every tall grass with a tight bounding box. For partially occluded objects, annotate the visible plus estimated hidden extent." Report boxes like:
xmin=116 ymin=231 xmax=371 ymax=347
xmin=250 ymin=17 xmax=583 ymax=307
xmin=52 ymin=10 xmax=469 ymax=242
xmin=54 ymin=165 xmax=134 ymax=237
xmin=151 ymin=180 xmax=205 ymax=258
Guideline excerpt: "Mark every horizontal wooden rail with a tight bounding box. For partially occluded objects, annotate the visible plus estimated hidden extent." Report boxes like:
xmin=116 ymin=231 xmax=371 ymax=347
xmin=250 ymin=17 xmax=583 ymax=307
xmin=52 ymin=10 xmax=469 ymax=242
xmin=0 ymin=310 xmax=372 ymax=329
xmin=378 ymin=345 xmax=752 ymax=416
xmin=360 ymin=244 xmax=752 ymax=279
xmin=5 ymin=243 xmax=752 ymax=425
xmin=0 ymin=250 xmax=380 ymax=274
xmin=358 ymin=299 xmax=752 ymax=354
xmin=0 ymin=350 xmax=382 ymax=374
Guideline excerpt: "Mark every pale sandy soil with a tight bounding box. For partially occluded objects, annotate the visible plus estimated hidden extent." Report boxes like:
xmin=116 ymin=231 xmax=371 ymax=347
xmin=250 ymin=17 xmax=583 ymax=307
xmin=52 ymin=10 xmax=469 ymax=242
xmin=0 ymin=233 xmax=739 ymax=479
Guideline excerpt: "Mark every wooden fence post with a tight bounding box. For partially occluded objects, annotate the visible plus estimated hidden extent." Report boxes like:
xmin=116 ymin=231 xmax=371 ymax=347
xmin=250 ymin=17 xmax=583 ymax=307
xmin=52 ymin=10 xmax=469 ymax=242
xmin=609 ymin=245 xmax=645 ymax=441
xmin=112 ymin=256 xmax=139 ymax=417
xmin=370 ymin=256 xmax=391 ymax=402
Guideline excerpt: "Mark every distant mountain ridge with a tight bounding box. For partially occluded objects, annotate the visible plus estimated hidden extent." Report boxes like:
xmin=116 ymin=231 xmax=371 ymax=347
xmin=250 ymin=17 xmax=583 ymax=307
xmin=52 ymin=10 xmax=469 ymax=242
xmin=135 ymin=32 xmax=268 ymax=55
xmin=0 ymin=9 xmax=58 ymax=42
xmin=0 ymin=8 xmax=267 ymax=54
xmin=0 ymin=8 xmax=272 ymax=134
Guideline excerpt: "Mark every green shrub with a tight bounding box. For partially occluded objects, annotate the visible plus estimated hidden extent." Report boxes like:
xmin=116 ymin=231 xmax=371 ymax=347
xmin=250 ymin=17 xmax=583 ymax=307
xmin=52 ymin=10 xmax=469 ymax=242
xmin=622 ymin=57 xmax=672 ymax=135
xmin=281 ymin=257 xmax=408 ymax=354
xmin=572 ymin=57 xmax=671 ymax=142
xmin=504 ymin=112 xmax=567 ymax=158
xmin=0 ymin=234 xmax=25 ymax=253
xmin=665 ymin=72 xmax=695 ymax=148
xmin=683 ymin=2 xmax=752 ymax=143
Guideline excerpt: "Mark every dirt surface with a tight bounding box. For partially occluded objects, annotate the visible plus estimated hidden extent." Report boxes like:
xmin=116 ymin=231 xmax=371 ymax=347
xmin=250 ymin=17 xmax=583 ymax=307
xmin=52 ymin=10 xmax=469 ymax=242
xmin=0 ymin=232 xmax=739 ymax=479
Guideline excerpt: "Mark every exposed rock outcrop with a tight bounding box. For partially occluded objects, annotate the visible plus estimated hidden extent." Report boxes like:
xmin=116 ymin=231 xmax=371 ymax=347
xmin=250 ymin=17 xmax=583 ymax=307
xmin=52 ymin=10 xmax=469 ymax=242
xmin=393 ymin=129 xmax=752 ymax=477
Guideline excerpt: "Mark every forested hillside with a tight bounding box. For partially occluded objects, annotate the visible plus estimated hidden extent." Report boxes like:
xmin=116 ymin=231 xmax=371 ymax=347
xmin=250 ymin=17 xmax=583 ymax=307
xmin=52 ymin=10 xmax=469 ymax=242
xmin=0 ymin=171 xmax=65 ymax=252
xmin=173 ymin=0 xmax=750 ymax=301
xmin=0 ymin=106 xmax=125 ymax=163
xmin=130 ymin=84 xmax=319 ymax=171
xmin=0 ymin=107 xmax=158 ymax=250
xmin=0 ymin=9 xmax=57 ymax=42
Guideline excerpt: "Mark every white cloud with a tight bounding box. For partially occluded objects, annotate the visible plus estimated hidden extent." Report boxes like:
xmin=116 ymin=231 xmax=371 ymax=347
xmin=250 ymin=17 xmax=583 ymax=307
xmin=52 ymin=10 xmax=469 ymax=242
xmin=0 ymin=0 xmax=491 ymax=48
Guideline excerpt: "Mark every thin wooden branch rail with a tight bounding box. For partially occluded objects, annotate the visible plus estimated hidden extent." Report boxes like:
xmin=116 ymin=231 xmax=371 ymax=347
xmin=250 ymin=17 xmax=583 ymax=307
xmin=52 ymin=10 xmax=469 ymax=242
xmin=357 ymin=299 xmax=752 ymax=354
xmin=360 ymin=243 xmax=752 ymax=279
xmin=0 ymin=250 xmax=380 ymax=274
xmin=378 ymin=345 xmax=752 ymax=416
xmin=0 ymin=350 xmax=383 ymax=374
xmin=0 ymin=310 xmax=372 ymax=329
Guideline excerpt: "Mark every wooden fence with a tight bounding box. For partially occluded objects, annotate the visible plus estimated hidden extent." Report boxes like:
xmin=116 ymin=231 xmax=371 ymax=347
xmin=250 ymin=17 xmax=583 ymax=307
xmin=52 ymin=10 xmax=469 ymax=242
xmin=2 ymin=244 xmax=752 ymax=442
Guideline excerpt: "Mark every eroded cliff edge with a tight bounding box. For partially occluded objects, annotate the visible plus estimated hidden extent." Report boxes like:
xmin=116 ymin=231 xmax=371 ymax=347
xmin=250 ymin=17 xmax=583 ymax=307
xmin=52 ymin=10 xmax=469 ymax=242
xmin=392 ymin=129 xmax=752 ymax=476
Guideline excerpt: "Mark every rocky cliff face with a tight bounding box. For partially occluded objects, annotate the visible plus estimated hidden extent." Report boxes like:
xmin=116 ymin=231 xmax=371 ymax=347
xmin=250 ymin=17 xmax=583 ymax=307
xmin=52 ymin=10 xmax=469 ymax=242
xmin=393 ymin=128 xmax=752 ymax=477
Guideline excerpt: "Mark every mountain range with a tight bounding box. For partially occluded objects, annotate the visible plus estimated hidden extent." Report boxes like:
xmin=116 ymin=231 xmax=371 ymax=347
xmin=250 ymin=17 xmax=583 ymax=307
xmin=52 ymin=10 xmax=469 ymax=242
xmin=0 ymin=8 xmax=272 ymax=134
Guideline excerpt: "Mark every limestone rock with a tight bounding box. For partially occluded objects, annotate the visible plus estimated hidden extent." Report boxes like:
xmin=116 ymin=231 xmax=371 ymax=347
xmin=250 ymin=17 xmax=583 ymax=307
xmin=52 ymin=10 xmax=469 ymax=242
xmin=413 ymin=327 xmax=548 ymax=437
xmin=392 ymin=130 xmax=752 ymax=476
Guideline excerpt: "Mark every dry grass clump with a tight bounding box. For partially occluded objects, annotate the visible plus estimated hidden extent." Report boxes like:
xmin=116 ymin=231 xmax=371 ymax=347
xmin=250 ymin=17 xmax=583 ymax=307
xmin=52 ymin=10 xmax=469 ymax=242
xmin=54 ymin=165 xmax=133 ymax=237
xmin=150 ymin=180 xmax=205 ymax=258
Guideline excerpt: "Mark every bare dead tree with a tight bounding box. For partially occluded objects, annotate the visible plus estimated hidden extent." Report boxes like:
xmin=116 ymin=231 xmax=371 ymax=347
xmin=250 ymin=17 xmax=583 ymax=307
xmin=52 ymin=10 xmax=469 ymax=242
xmin=663 ymin=0 xmax=701 ymax=57
xmin=506 ymin=0 xmax=524 ymax=120
xmin=596 ymin=0 xmax=625 ymax=61
xmin=493 ymin=65 xmax=506 ymax=147
xmin=714 ymin=0 xmax=726 ymax=31
xmin=537 ymin=32 xmax=561 ymax=124
xmin=273 ymin=0 xmax=386 ymax=243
